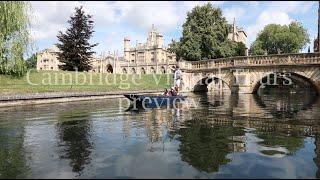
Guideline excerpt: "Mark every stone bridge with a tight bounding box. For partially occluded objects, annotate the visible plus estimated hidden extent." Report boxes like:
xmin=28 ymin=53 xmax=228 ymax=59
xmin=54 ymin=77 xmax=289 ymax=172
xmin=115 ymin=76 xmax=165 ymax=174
xmin=178 ymin=53 xmax=320 ymax=94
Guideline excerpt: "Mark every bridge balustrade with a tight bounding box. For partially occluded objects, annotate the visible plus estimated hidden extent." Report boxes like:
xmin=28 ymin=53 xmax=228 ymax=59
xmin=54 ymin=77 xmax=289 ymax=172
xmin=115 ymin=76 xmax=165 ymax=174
xmin=181 ymin=53 xmax=320 ymax=70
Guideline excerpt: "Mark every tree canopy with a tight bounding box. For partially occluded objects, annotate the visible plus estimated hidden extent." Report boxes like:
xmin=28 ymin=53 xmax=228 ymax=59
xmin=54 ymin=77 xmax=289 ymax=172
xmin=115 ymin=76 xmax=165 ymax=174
xmin=0 ymin=1 xmax=31 ymax=77
xmin=56 ymin=6 xmax=98 ymax=72
xmin=25 ymin=54 xmax=36 ymax=69
xmin=250 ymin=22 xmax=310 ymax=55
xmin=168 ymin=3 xmax=245 ymax=61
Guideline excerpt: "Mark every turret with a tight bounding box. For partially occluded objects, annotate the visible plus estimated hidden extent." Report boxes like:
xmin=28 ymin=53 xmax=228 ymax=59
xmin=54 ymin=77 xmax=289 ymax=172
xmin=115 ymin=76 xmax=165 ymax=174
xmin=156 ymin=34 xmax=163 ymax=48
xmin=124 ymin=37 xmax=130 ymax=51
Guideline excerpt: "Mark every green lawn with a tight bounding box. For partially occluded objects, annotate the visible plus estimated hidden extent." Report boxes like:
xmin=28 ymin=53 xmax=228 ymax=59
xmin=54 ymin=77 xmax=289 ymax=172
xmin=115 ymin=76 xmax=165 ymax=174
xmin=0 ymin=70 xmax=174 ymax=95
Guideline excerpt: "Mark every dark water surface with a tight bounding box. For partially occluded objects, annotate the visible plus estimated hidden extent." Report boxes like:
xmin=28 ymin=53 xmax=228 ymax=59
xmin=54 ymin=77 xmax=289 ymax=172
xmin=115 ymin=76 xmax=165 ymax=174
xmin=0 ymin=90 xmax=319 ymax=178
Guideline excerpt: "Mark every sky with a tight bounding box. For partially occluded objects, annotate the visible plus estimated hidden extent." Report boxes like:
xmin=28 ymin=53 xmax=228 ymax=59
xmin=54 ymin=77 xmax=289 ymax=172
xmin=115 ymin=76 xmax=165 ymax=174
xmin=29 ymin=1 xmax=318 ymax=57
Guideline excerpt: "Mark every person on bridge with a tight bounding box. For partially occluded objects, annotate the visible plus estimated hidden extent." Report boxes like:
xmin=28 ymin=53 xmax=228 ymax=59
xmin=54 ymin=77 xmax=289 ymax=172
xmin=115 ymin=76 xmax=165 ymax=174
xmin=173 ymin=66 xmax=182 ymax=92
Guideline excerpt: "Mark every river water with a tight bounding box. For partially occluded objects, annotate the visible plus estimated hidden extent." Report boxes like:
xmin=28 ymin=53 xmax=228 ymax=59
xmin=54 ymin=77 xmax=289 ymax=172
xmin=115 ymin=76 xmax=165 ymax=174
xmin=0 ymin=90 xmax=319 ymax=178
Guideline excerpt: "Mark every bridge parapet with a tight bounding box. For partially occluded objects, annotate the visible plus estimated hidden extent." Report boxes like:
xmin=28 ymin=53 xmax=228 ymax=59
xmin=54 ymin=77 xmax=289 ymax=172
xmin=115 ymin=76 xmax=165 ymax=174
xmin=180 ymin=53 xmax=320 ymax=71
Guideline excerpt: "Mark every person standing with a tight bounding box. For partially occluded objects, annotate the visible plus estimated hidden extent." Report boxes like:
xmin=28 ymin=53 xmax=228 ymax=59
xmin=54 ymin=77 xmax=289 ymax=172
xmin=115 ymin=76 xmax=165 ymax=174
xmin=173 ymin=66 xmax=182 ymax=90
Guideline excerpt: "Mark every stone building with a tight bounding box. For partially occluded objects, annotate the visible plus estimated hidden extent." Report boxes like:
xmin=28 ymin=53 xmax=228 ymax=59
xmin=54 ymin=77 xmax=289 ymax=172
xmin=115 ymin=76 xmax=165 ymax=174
xmin=36 ymin=46 xmax=60 ymax=71
xmin=36 ymin=25 xmax=178 ymax=74
xmin=124 ymin=24 xmax=176 ymax=64
xmin=90 ymin=52 xmax=118 ymax=73
xmin=120 ymin=24 xmax=177 ymax=74
xmin=228 ymin=18 xmax=247 ymax=45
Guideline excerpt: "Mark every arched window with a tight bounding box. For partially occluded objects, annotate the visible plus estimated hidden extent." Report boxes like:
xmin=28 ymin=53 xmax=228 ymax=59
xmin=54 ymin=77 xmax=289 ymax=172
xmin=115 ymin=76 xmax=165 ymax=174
xmin=122 ymin=68 xmax=127 ymax=74
xmin=106 ymin=64 xmax=113 ymax=73
xmin=161 ymin=66 xmax=166 ymax=74
xmin=141 ymin=67 xmax=146 ymax=74
xmin=131 ymin=68 xmax=136 ymax=74
xmin=150 ymin=67 xmax=155 ymax=74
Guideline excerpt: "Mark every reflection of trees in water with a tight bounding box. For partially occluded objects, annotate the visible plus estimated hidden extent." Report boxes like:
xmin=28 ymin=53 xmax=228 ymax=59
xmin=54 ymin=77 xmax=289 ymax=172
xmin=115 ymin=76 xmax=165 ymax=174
xmin=0 ymin=124 xmax=29 ymax=178
xmin=170 ymin=119 xmax=245 ymax=173
xmin=256 ymin=132 xmax=304 ymax=155
xmin=56 ymin=111 xmax=93 ymax=175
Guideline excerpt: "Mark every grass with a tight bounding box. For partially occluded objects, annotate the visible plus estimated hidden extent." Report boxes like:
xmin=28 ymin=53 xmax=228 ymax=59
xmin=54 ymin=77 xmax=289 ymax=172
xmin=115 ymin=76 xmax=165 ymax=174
xmin=0 ymin=70 xmax=174 ymax=95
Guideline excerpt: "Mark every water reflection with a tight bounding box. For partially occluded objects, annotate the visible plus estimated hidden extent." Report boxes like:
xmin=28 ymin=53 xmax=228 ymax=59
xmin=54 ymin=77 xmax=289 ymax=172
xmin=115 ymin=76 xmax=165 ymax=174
xmin=0 ymin=88 xmax=319 ymax=178
xmin=170 ymin=119 xmax=245 ymax=173
xmin=55 ymin=107 xmax=95 ymax=176
xmin=0 ymin=122 xmax=29 ymax=178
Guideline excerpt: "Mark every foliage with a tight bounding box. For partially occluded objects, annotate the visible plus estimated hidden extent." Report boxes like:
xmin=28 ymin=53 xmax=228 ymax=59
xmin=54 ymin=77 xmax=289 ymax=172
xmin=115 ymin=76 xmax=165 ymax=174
xmin=168 ymin=3 xmax=244 ymax=61
xmin=0 ymin=1 xmax=31 ymax=77
xmin=56 ymin=6 xmax=98 ymax=72
xmin=170 ymin=119 xmax=245 ymax=173
xmin=234 ymin=42 xmax=247 ymax=56
xmin=25 ymin=54 xmax=36 ymax=69
xmin=257 ymin=133 xmax=304 ymax=155
xmin=250 ymin=22 xmax=310 ymax=55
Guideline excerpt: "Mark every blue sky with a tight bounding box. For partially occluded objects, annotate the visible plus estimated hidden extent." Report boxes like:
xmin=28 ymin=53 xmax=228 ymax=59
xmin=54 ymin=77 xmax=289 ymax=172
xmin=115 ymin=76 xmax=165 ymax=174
xmin=29 ymin=1 xmax=318 ymax=57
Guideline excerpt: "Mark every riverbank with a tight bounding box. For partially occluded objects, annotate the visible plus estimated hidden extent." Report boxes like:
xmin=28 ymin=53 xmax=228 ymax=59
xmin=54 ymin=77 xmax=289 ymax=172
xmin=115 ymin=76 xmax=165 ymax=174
xmin=0 ymin=90 xmax=163 ymax=108
xmin=0 ymin=71 xmax=173 ymax=107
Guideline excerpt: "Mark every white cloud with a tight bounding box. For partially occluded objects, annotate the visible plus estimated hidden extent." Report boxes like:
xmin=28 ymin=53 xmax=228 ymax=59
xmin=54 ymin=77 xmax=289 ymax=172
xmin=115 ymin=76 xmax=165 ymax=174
xmin=30 ymin=1 xmax=118 ymax=41
xmin=267 ymin=1 xmax=315 ymax=14
xmin=248 ymin=1 xmax=259 ymax=7
xmin=28 ymin=1 xmax=315 ymax=55
xmin=223 ymin=7 xmax=246 ymax=24
xmin=113 ymin=1 xmax=180 ymax=32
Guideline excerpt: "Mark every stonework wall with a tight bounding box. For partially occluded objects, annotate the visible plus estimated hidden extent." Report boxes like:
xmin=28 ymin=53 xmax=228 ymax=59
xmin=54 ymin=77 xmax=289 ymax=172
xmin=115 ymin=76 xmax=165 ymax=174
xmin=36 ymin=48 xmax=60 ymax=71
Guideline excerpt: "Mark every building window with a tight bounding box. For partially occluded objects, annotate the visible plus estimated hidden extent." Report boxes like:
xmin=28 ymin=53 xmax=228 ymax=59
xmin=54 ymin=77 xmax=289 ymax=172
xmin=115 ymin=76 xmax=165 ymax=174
xmin=51 ymin=67 xmax=53 ymax=70
xmin=43 ymin=58 xmax=49 ymax=63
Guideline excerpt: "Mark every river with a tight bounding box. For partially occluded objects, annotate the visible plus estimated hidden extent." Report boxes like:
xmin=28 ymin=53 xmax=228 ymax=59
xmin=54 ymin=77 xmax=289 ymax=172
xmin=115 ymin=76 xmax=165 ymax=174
xmin=0 ymin=90 xmax=319 ymax=178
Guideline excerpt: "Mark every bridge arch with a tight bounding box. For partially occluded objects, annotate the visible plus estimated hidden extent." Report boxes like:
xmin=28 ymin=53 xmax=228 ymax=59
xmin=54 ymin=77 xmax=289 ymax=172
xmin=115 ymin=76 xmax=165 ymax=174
xmin=194 ymin=76 xmax=232 ymax=92
xmin=252 ymin=71 xmax=319 ymax=94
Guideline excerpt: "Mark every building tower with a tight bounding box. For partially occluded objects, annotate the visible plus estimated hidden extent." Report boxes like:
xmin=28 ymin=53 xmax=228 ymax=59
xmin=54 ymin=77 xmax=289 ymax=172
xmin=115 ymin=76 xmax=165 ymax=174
xmin=232 ymin=17 xmax=236 ymax=41
xmin=124 ymin=37 xmax=130 ymax=51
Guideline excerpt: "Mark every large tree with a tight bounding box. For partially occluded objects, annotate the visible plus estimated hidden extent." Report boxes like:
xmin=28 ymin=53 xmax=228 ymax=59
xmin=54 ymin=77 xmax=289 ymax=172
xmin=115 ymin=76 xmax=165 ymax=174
xmin=250 ymin=22 xmax=310 ymax=55
xmin=168 ymin=3 xmax=243 ymax=61
xmin=0 ymin=1 xmax=31 ymax=77
xmin=25 ymin=54 xmax=36 ymax=69
xmin=56 ymin=6 xmax=98 ymax=72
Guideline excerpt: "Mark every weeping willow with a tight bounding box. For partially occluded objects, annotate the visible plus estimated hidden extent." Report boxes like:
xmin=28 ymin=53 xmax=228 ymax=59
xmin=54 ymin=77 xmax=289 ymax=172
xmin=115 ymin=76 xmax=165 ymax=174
xmin=0 ymin=1 xmax=31 ymax=77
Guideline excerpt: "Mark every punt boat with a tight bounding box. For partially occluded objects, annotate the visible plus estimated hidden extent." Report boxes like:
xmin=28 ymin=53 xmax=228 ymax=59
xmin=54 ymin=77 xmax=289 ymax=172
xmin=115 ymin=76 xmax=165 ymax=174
xmin=124 ymin=94 xmax=186 ymax=109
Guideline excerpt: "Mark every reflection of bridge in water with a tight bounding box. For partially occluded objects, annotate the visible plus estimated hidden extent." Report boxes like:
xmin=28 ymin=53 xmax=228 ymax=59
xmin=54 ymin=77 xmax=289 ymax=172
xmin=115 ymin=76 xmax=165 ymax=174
xmin=169 ymin=92 xmax=320 ymax=175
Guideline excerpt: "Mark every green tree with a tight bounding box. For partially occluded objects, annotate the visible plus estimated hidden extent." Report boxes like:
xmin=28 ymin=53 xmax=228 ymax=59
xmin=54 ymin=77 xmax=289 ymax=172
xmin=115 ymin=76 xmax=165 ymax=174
xmin=250 ymin=22 xmax=310 ymax=55
xmin=168 ymin=3 xmax=240 ymax=61
xmin=25 ymin=54 xmax=36 ymax=69
xmin=0 ymin=1 xmax=31 ymax=77
xmin=234 ymin=42 xmax=247 ymax=56
xmin=56 ymin=6 xmax=98 ymax=72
